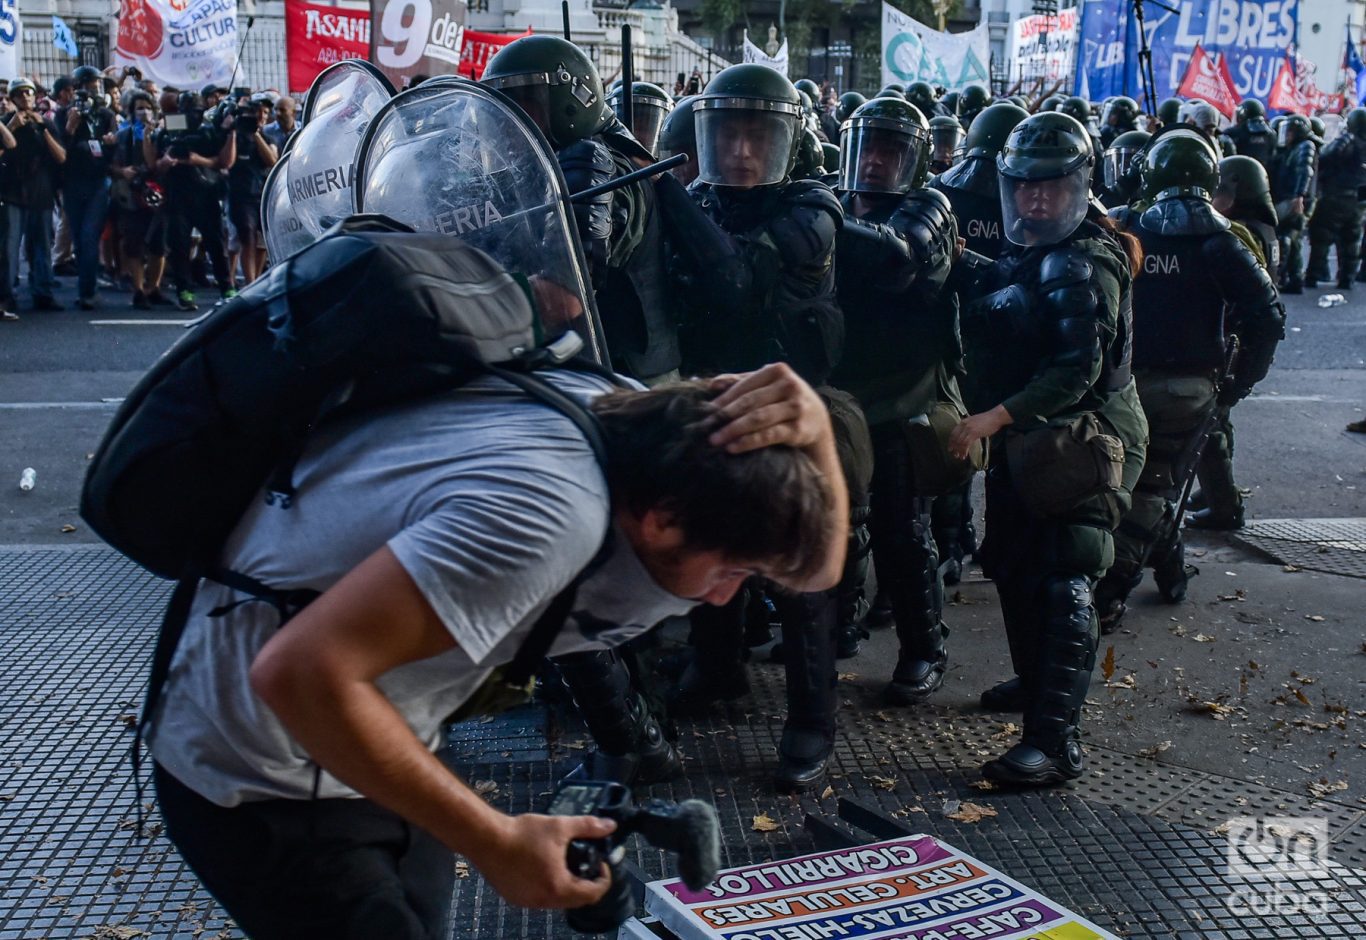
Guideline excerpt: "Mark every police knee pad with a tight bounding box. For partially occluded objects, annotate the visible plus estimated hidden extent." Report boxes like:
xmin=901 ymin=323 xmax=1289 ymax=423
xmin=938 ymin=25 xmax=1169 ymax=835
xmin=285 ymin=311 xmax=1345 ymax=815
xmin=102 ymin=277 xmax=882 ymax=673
xmin=1041 ymin=575 xmax=1093 ymax=621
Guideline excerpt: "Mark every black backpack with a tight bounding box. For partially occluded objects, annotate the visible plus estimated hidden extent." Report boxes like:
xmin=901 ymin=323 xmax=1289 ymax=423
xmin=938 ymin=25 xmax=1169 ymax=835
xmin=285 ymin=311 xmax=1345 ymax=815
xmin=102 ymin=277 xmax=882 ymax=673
xmin=81 ymin=215 xmax=618 ymax=784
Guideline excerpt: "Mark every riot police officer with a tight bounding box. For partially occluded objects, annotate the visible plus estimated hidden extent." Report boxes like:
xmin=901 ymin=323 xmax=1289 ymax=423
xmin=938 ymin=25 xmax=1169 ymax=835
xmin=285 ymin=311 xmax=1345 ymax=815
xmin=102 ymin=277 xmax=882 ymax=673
xmin=605 ymin=81 xmax=673 ymax=154
xmin=907 ymin=81 xmax=950 ymax=120
xmin=794 ymin=127 xmax=826 ymax=180
xmin=958 ymin=84 xmax=992 ymax=131
xmin=928 ymin=115 xmax=964 ymax=175
xmin=831 ymin=97 xmax=966 ymax=707
xmin=952 ymin=112 xmax=1148 ymax=785
xmin=1215 ymin=155 xmax=1281 ymax=280
xmin=1155 ymin=97 xmax=1182 ymax=130
xmin=1272 ymin=113 xmax=1318 ymax=294
xmin=1096 ymin=131 xmax=1285 ymax=629
xmin=929 ymin=102 xmax=1027 ymax=259
xmin=927 ymin=102 xmax=1029 ymax=578
xmin=1099 ymin=95 xmax=1139 ymax=149
xmin=1100 ymin=129 xmax=1150 ymax=208
xmin=653 ymin=64 xmax=872 ymax=791
xmin=484 ymin=36 xmax=684 ymax=785
xmin=1226 ymin=99 xmax=1277 ymax=172
xmin=484 ymin=36 xmax=680 ymax=386
xmin=1306 ymin=108 xmax=1366 ymax=290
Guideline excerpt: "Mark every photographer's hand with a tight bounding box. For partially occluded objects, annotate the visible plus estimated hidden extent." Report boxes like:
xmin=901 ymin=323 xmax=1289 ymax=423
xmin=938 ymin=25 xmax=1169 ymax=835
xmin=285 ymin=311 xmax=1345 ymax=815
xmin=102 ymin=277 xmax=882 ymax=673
xmin=476 ymin=813 xmax=617 ymax=909
xmin=65 ymin=108 xmax=80 ymax=134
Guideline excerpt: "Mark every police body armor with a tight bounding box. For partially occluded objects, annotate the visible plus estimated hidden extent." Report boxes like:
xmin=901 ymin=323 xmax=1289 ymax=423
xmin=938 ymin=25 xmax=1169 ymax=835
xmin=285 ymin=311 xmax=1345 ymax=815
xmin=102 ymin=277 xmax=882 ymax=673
xmin=1226 ymin=125 xmax=1276 ymax=172
xmin=1112 ymin=202 xmax=1230 ymax=373
xmin=930 ymin=164 xmax=1004 ymax=258
xmin=663 ymin=178 xmax=844 ymax=383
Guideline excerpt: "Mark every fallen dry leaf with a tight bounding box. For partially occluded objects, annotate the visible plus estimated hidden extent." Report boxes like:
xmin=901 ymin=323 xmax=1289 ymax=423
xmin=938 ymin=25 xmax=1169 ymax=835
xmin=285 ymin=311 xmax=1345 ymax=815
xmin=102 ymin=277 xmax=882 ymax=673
xmin=869 ymin=775 xmax=898 ymax=791
xmin=1105 ymin=674 xmax=1137 ymax=690
xmin=60 ymin=524 xmax=76 ymax=534
xmin=1101 ymin=645 xmax=1116 ymax=681
xmin=947 ymin=801 xmax=998 ymax=823
xmin=752 ymin=813 xmax=780 ymax=833
xmin=1187 ymin=701 xmax=1235 ymax=720
xmin=1305 ymin=615 xmax=1326 ymax=623
xmin=1137 ymin=740 xmax=1173 ymax=759
xmin=1308 ymin=779 xmax=1349 ymax=799
xmin=1293 ymin=688 xmax=1312 ymax=707
xmin=1283 ymin=564 xmax=1301 ymax=572
xmin=820 ymin=786 xmax=834 ymax=799
xmin=91 ymin=928 xmax=147 ymax=940
xmin=969 ymin=779 xmax=999 ymax=792
xmin=1192 ymin=633 xmax=1216 ymax=643
xmin=837 ymin=673 xmax=859 ymax=682
xmin=472 ymin=780 xmax=499 ymax=796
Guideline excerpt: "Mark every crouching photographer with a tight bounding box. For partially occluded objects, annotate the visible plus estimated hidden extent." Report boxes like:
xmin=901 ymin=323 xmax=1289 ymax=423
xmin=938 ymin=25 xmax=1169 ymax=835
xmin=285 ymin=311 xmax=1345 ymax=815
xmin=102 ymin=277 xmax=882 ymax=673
xmin=150 ymin=91 xmax=233 ymax=310
xmin=222 ymin=93 xmax=278 ymax=285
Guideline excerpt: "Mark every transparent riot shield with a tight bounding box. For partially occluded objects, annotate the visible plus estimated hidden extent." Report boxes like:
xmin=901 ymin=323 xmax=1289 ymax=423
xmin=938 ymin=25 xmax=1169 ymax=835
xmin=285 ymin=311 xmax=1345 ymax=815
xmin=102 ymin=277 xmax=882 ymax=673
xmin=261 ymin=153 xmax=317 ymax=263
xmin=287 ymin=61 xmax=395 ymax=237
xmin=354 ymin=78 xmax=609 ymax=365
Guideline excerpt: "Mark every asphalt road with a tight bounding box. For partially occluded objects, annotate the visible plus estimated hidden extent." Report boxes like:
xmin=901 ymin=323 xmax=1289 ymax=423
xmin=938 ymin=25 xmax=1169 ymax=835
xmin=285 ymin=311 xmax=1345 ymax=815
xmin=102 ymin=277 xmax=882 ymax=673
xmin=1 ymin=255 xmax=1364 ymax=808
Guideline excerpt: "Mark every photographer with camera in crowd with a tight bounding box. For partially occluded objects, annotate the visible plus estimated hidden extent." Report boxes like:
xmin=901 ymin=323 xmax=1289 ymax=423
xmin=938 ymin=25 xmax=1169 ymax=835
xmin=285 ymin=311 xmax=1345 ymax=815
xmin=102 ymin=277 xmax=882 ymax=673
xmin=2 ymin=79 xmax=65 ymax=315
xmin=224 ymin=93 xmax=278 ymax=285
xmin=111 ymin=90 xmax=169 ymax=308
xmin=57 ymin=65 xmax=119 ymax=310
xmin=145 ymin=90 xmax=233 ymax=311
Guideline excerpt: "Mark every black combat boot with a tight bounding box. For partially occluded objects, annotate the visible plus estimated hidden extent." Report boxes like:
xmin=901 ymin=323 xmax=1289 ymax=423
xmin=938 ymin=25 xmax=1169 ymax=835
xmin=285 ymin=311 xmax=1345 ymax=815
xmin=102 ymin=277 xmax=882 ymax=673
xmin=772 ymin=591 xmax=839 ymax=792
xmin=670 ymin=591 xmax=751 ymax=717
xmin=1150 ymin=530 xmax=1199 ymax=603
xmin=1185 ymin=504 xmax=1245 ymax=530
xmin=1094 ymin=566 xmax=1143 ymax=635
xmin=983 ymin=576 xmax=1096 ymax=787
xmin=557 ymin=650 xmax=683 ymax=786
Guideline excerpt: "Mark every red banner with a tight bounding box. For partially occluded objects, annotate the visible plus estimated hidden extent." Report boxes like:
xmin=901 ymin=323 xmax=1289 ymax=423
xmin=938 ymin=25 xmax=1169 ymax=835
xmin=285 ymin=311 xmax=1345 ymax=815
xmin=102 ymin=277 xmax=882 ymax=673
xmin=1176 ymin=45 xmax=1239 ymax=119
xmin=1268 ymin=54 xmax=1306 ymax=112
xmin=287 ymin=0 xmax=371 ymax=93
xmin=458 ymin=27 xmax=530 ymax=79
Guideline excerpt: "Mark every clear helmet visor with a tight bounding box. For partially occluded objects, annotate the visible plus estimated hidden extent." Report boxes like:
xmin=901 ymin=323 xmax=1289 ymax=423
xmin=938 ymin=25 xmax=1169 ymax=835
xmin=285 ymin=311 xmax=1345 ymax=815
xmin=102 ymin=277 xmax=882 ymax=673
xmin=1102 ymin=146 xmax=1138 ymax=191
xmin=261 ymin=153 xmax=317 ymax=262
xmin=695 ymin=105 xmax=797 ymax=187
xmin=999 ymin=165 xmax=1092 ymax=247
xmin=1277 ymin=122 xmax=1297 ymax=148
xmin=629 ymin=102 xmax=668 ymax=154
xmin=931 ymin=124 xmax=964 ymax=164
xmin=484 ymin=80 xmax=554 ymax=141
xmin=354 ymin=79 xmax=606 ymax=362
xmin=839 ymin=123 xmax=925 ymax=194
xmin=288 ymin=61 xmax=394 ymax=236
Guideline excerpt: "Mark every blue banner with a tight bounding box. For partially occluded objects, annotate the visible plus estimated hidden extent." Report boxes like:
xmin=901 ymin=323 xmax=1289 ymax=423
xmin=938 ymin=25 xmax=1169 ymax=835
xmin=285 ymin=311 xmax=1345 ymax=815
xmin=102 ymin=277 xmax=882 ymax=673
xmin=1075 ymin=0 xmax=1299 ymax=106
xmin=52 ymin=14 xmax=79 ymax=57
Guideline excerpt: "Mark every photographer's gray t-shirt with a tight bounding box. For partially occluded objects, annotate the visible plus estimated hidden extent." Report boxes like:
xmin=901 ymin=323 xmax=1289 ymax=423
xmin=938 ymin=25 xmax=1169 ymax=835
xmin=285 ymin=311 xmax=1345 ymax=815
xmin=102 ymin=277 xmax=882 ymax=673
xmin=147 ymin=371 xmax=695 ymax=807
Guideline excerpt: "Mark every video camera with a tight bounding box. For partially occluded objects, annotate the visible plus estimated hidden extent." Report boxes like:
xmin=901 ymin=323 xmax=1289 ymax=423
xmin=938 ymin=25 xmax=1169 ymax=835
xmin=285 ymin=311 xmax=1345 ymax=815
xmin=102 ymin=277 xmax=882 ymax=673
xmin=547 ymin=779 xmax=720 ymax=933
xmin=74 ymin=89 xmax=111 ymax=115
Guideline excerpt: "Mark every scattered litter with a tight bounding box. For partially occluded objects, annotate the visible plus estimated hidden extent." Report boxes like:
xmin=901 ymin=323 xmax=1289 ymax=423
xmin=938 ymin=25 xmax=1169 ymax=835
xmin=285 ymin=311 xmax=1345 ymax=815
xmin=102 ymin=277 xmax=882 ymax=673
xmin=820 ymin=786 xmax=834 ymax=799
xmin=472 ymin=780 xmax=499 ymax=797
xmin=1308 ymin=779 xmax=1349 ymax=799
xmin=1137 ymin=740 xmax=1173 ymax=759
xmin=869 ymin=775 xmax=898 ymax=791
xmin=946 ymin=802 xmax=998 ymax=824
xmin=18 ymin=468 xmax=35 ymax=491
xmin=1317 ymin=293 xmax=1347 ymax=307
xmin=1305 ymin=615 xmax=1326 ymax=623
xmin=59 ymin=524 xmax=76 ymax=534
xmin=751 ymin=813 xmax=780 ymax=832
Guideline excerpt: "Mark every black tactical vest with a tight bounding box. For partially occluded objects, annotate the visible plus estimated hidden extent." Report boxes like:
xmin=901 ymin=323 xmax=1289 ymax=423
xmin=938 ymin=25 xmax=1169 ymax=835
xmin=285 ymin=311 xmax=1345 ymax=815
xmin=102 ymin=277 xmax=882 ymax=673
xmin=1128 ymin=220 xmax=1228 ymax=372
xmin=931 ymin=163 xmax=1006 ymax=259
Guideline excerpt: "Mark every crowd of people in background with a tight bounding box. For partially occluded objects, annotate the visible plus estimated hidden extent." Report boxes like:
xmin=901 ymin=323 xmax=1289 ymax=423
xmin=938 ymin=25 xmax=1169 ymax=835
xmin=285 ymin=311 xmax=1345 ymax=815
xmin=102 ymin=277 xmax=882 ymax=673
xmin=0 ymin=65 xmax=298 ymax=319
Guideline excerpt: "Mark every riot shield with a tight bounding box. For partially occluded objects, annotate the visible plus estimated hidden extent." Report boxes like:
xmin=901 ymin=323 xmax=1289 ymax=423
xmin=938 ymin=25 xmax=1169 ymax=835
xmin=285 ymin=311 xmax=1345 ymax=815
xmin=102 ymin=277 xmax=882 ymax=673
xmin=287 ymin=61 xmax=396 ymax=237
xmin=354 ymin=78 xmax=609 ymax=365
xmin=261 ymin=153 xmax=316 ymax=263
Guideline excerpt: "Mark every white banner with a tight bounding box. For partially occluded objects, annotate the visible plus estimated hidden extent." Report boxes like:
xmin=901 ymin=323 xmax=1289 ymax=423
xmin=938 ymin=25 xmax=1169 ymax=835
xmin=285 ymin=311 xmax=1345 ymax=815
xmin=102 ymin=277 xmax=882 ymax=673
xmin=113 ymin=0 xmax=241 ymax=90
xmin=881 ymin=4 xmax=989 ymax=92
xmin=1009 ymin=9 xmax=1078 ymax=84
xmin=0 ymin=0 xmax=21 ymax=81
xmin=742 ymin=36 xmax=788 ymax=77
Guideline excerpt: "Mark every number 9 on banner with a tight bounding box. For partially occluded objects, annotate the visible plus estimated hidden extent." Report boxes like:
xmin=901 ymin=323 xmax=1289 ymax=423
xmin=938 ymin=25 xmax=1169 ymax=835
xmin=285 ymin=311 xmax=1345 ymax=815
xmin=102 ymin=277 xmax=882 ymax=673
xmin=377 ymin=0 xmax=432 ymax=70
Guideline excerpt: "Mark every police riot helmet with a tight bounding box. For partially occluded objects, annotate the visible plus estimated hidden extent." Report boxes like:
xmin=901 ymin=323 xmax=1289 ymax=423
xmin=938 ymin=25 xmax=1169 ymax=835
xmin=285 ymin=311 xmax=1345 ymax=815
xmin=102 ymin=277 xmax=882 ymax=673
xmin=928 ymin=114 xmax=964 ymax=166
xmin=794 ymin=78 xmax=821 ymax=102
xmin=1039 ymin=94 xmax=1064 ymax=113
xmin=658 ymin=94 xmax=700 ymax=185
xmin=906 ymin=81 xmax=938 ymax=116
xmin=1235 ymin=99 xmax=1266 ymax=125
xmin=963 ymin=102 xmax=1028 ymax=159
xmin=1102 ymin=128 xmax=1151 ymax=193
xmin=1058 ymin=96 xmax=1091 ymax=126
xmin=835 ymin=91 xmax=866 ymax=123
xmin=793 ymin=127 xmax=824 ymax=179
xmin=941 ymin=91 xmax=961 ymax=116
xmin=606 ymin=81 xmax=672 ymax=153
xmin=997 ymin=112 xmax=1094 ymax=247
xmin=1347 ymin=108 xmax=1366 ymax=139
xmin=876 ymin=86 xmax=907 ymax=101
xmin=1215 ymin=155 xmax=1277 ymax=227
xmin=885 ymin=82 xmax=906 ymax=94
xmin=1137 ymin=127 xmax=1219 ymax=204
xmin=1156 ymin=97 xmax=1182 ymax=127
xmin=1278 ymin=113 xmax=1311 ymax=148
xmin=960 ymin=83 xmax=991 ymax=114
xmin=821 ymin=141 xmax=840 ymax=173
xmin=839 ymin=96 xmax=929 ymax=195
xmin=482 ymin=35 xmax=607 ymax=149
xmin=1103 ymin=95 xmax=1139 ymax=128
xmin=1309 ymin=116 xmax=1326 ymax=142
xmin=694 ymin=64 xmax=803 ymax=188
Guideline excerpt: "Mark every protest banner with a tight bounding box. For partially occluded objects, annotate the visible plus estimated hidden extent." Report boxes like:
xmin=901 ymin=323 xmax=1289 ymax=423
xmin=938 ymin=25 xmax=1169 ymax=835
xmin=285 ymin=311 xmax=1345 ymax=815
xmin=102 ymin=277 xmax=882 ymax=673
xmin=882 ymin=4 xmax=990 ymax=93
xmin=1009 ymin=8 xmax=1079 ymax=85
xmin=114 ymin=0 xmax=240 ymax=89
xmin=742 ymin=35 xmax=789 ymax=77
xmin=287 ymin=1 xmax=370 ymax=93
xmin=1176 ymin=44 xmax=1240 ymax=119
xmin=0 ymin=0 xmax=19 ymax=80
xmin=369 ymin=0 xmax=467 ymax=89
xmin=457 ymin=27 xmax=528 ymax=79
